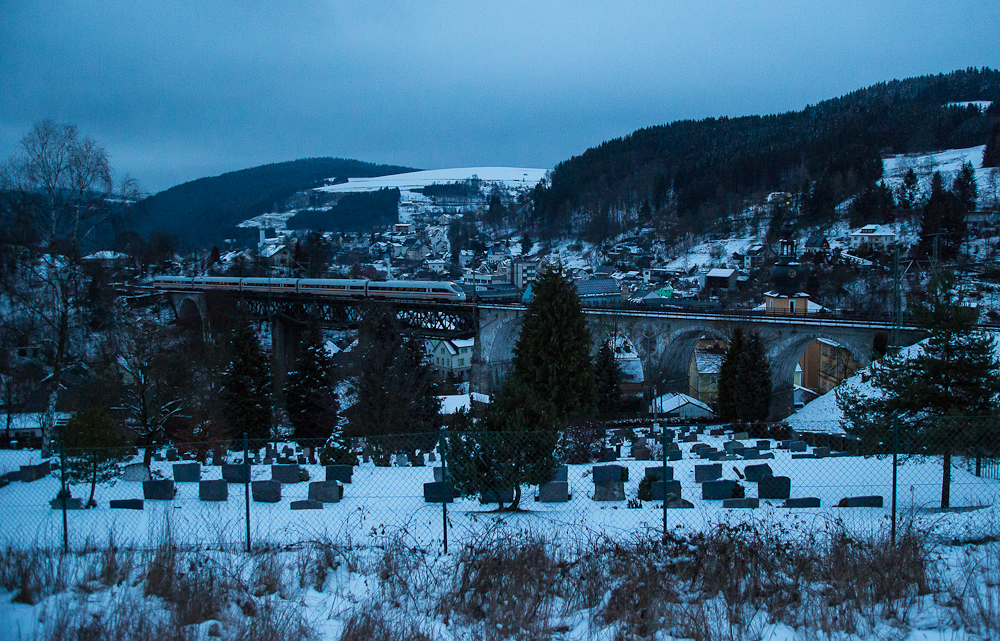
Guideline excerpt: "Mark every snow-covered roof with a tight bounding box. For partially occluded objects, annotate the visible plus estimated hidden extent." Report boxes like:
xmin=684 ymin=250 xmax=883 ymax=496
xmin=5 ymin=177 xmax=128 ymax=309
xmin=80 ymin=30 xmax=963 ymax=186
xmin=575 ymin=279 xmax=621 ymax=296
xmin=693 ymin=351 xmax=723 ymax=374
xmin=650 ymin=392 xmax=712 ymax=414
xmin=82 ymin=251 xmax=129 ymax=260
xmin=706 ymin=268 xmax=735 ymax=278
xmin=851 ymin=224 xmax=896 ymax=237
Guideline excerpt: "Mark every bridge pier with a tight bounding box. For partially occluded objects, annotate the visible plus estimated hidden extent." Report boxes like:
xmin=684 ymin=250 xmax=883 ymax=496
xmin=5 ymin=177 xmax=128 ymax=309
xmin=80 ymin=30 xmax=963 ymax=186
xmin=270 ymin=317 xmax=304 ymax=394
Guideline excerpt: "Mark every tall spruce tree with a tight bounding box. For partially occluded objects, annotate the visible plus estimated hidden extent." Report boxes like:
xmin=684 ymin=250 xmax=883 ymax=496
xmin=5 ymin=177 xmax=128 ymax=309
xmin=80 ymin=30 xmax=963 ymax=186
xmin=735 ymin=330 xmax=772 ymax=422
xmin=919 ymin=172 xmax=965 ymax=260
xmin=350 ymin=304 xmax=440 ymax=451
xmin=837 ymin=272 xmax=1000 ymax=508
xmin=511 ymin=263 xmax=596 ymax=421
xmin=953 ymin=161 xmax=979 ymax=214
xmin=716 ymin=327 xmax=744 ymax=421
xmin=594 ymin=339 xmax=622 ymax=420
xmin=285 ymin=321 xmax=338 ymax=462
xmin=220 ymin=319 xmax=272 ymax=444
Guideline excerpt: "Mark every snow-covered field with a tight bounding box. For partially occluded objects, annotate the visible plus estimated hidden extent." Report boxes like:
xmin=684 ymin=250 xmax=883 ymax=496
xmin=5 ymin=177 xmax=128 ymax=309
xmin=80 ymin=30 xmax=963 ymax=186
xmin=314 ymin=167 xmax=547 ymax=194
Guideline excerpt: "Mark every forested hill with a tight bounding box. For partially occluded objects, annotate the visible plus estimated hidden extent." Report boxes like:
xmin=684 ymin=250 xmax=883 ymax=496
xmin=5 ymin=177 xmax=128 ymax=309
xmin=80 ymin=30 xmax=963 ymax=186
xmin=532 ymin=68 xmax=1000 ymax=241
xmin=134 ymin=158 xmax=415 ymax=248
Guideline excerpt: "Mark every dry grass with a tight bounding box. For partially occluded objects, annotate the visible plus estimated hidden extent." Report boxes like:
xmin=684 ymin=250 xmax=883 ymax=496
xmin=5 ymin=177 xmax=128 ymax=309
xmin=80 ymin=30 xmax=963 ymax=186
xmin=337 ymin=609 xmax=434 ymax=641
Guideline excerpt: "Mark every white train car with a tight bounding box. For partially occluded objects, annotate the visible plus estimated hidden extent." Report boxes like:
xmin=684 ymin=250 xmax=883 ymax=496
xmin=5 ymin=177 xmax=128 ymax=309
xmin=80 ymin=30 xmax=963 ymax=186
xmin=298 ymin=279 xmax=368 ymax=298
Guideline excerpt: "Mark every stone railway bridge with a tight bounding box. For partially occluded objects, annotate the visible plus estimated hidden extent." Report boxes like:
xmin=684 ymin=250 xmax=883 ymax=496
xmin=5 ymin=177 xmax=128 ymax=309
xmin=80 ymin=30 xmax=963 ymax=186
xmin=158 ymin=287 xmax=942 ymax=419
xmin=476 ymin=304 xmax=931 ymax=418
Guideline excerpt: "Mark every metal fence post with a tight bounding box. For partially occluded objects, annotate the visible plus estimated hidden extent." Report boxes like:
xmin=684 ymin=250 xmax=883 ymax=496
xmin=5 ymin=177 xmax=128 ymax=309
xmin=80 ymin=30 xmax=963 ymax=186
xmin=244 ymin=432 xmax=251 ymax=553
xmin=60 ymin=439 xmax=68 ymax=554
xmin=662 ymin=429 xmax=668 ymax=543
xmin=891 ymin=417 xmax=898 ymax=546
xmin=440 ymin=428 xmax=448 ymax=555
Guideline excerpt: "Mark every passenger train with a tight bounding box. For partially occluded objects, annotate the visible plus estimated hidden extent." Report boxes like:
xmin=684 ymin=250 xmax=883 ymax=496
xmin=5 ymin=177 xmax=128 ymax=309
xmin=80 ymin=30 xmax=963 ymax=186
xmin=151 ymin=276 xmax=467 ymax=303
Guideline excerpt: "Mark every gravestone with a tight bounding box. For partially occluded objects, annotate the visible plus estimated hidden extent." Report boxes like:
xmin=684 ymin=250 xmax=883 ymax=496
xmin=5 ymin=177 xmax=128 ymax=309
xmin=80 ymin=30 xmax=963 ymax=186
xmin=408 ymin=452 xmax=425 ymax=467
xmin=838 ymin=496 xmax=883 ymax=508
xmin=756 ymin=440 xmax=771 ymax=450
xmin=788 ymin=441 xmax=807 ymax=452
xmin=19 ymin=462 xmax=50 ymax=483
xmin=813 ymin=446 xmax=831 ymax=458
xmin=723 ymin=441 xmax=745 ymax=455
xmin=290 ymin=500 xmax=324 ymax=510
xmin=326 ymin=465 xmax=354 ymax=483
xmin=593 ymin=465 xmax=628 ymax=483
xmin=271 ymin=464 xmax=301 ymax=484
xmin=199 ymin=480 xmax=228 ymax=501
xmin=651 ymin=480 xmax=682 ymax=501
xmin=741 ymin=449 xmax=762 ymax=460
xmin=122 ymin=463 xmax=151 ymax=482
xmin=733 ymin=431 xmax=749 ymax=441
xmin=644 ymin=466 xmax=673 ymax=481
xmin=296 ymin=455 xmax=307 ymax=465
xmin=110 ymin=499 xmax=144 ymax=510
xmin=252 ymin=480 xmax=281 ymax=503
xmin=600 ymin=448 xmax=617 ymax=462
xmin=682 ymin=434 xmax=697 ymax=443
xmin=433 ymin=467 xmax=445 ymax=483
xmin=707 ymin=451 xmax=723 ymax=461
xmin=282 ymin=446 xmax=294 ymax=457
xmin=702 ymin=480 xmax=738 ymax=500
xmin=428 ymin=452 xmax=436 ymax=462
xmin=551 ymin=466 xmax=568 ymax=482
xmin=723 ymin=498 xmax=759 ymax=508
xmin=593 ymin=480 xmax=625 ymax=501
xmin=709 ymin=428 xmax=724 ymax=436
xmin=480 ymin=487 xmax=515 ymax=504
xmin=633 ymin=446 xmax=652 ymax=461
xmin=374 ymin=455 xmax=390 ymax=467
xmin=308 ymin=481 xmax=342 ymax=503
xmin=173 ymin=463 xmax=201 ymax=483
xmin=758 ymin=453 xmax=776 ymax=459
xmin=153 ymin=453 xmax=164 ymax=461
xmin=778 ymin=440 xmax=792 ymax=449
xmin=143 ymin=480 xmax=174 ymax=500
xmin=222 ymin=464 xmax=249 ymax=484
xmin=668 ymin=450 xmax=682 ymax=462
xmin=758 ymin=476 xmax=791 ymax=500
xmin=50 ymin=497 xmax=83 ymax=510
xmin=394 ymin=454 xmax=408 ymax=467
xmin=666 ymin=497 xmax=695 ymax=509
xmin=165 ymin=449 xmax=179 ymax=462
xmin=784 ymin=497 xmax=821 ymax=508
xmin=537 ymin=481 xmax=569 ymax=502
xmin=743 ymin=463 xmax=773 ymax=482
xmin=423 ymin=482 xmax=454 ymax=503
xmin=263 ymin=456 xmax=275 ymax=465
xmin=695 ymin=463 xmax=722 ymax=483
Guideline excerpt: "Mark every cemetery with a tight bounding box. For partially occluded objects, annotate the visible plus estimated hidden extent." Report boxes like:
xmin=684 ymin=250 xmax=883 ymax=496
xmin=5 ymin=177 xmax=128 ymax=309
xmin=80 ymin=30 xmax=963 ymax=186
xmin=0 ymin=424 xmax=999 ymax=551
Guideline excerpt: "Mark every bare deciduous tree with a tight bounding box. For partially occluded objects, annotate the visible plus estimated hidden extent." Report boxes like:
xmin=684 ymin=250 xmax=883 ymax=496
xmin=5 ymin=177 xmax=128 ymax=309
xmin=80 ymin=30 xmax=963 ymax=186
xmin=0 ymin=121 xmax=141 ymax=451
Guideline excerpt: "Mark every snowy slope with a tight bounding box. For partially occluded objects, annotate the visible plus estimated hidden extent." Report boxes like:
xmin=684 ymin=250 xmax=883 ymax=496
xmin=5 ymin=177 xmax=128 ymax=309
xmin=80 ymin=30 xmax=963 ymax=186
xmin=316 ymin=167 xmax=547 ymax=193
xmin=882 ymin=145 xmax=997 ymax=210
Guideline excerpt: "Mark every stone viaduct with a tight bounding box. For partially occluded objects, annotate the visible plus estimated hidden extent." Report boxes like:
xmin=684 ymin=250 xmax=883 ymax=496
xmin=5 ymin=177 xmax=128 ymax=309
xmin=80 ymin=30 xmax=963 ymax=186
xmin=475 ymin=304 xmax=929 ymax=418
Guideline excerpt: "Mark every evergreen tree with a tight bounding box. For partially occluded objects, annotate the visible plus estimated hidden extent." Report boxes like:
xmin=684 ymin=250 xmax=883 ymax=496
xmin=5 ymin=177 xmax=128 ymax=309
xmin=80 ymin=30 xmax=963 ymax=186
xmin=918 ymin=172 xmax=965 ymax=260
xmin=594 ymin=339 xmax=622 ymax=420
xmin=285 ymin=321 xmax=338 ymax=462
xmin=445 ymin=379 xmax=558 ymax=511
xmin=735 ymin=330 xmax=772 ymax=422
xmin=952 ymin=161 xmax=979 ymax=214
xmin=983 ymin=121 xmax=1000 ymax=168
xmin=350 ymin=304 xmax=440 ymax=451
xmin=837 ymin=272 xmax=1000 ymax=508
xmin=895 ymin=168 xmax=920 ymax=216
xmin=716 ymin=327 xmax=744 ymax=421
xmin=220 ymin=319 xmax=272 ymax=444
xmin=511 ymin=263 xmax=596 ymax=422
xmin=62 ymin=408 xmax=130 ymax=508
xmin=520 ymin=233 xmax=533 ymax=256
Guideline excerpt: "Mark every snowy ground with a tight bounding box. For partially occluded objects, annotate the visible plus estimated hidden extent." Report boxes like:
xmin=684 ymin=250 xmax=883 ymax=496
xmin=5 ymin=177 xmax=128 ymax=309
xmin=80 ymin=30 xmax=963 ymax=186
xmin=315 ymin=167 xmax=548 ymax=194
xmin=3 ymin=426 xmax=998 ymax=555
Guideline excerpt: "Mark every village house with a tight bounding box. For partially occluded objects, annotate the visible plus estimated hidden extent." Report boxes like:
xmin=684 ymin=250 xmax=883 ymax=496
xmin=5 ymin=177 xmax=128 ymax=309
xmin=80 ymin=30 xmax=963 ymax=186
xmin=849 ymin=224 xmax=896 ymax=249
xmin=428 ymin=338 xmax=475 ymax=381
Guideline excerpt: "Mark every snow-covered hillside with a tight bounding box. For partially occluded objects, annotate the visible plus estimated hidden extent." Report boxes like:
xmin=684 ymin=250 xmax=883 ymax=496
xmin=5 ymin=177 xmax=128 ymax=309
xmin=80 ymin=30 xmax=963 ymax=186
xmin=315 ymin=167 xmax=547 ymax=193
xmin=883 ymin=144 xmax=998 ymax=210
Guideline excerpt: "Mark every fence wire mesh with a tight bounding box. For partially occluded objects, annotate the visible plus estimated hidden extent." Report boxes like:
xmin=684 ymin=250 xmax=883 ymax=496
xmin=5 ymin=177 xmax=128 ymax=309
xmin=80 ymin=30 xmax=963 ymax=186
xmin=2 ymin=417 xmax=999 ymax=552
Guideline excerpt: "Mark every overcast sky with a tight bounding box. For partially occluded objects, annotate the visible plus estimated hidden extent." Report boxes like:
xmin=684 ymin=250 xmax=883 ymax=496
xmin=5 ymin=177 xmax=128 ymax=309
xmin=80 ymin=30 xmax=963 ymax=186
xmin=3 ymin=1 xmax=998 ymax=194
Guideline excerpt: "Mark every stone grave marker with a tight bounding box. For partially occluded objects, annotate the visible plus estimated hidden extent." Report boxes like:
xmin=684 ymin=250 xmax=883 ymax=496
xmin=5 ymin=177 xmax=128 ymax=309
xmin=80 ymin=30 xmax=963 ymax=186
xmin=593 ymin=480 xmax=625 ymax=501
xmin=784 ymin=497 xmax=821 ymax=508
xmin=813 ymin=446 xmax=831 ymax=458
xmin=143 ymin=480 xmax=174 ymax=500
xmin=433 ymin=466 xmax=445 ymax=482
xmin=326 ymin=465 xmax=353 ymax=483
xmin=788 ymin=441 xmax=807 ymax=452
xmin=199 ymin=480 xmax=228 ymax=501
xmin=290 ymin=500 xmax=323 ymax=510
xmin=702 ymin=479 xmax=738 ymax=500
xmin=551 ymin=466 xmax=568 ymax=482
xmin=423 ymin=482 xmax=454 ymax=503
xmin=791 ymin=453 xmax=816 ymax=459
xmin=723 ymin=498 xmax=758 ymax=508
xmin=165 ymin=449 xmax=179 ymax=462
xmin=122 ymin=463 xmax=150 ymax=482
xmin=222 ymin=464 xmax=249 ymax=484
xmin=593 ymin=465 xmax=627 ymax=483
xmin=252 ymin=480 xmax=281 ymax=503
xmin=394 ymin=454 xmax=407 ymax=467
xmin=308 ymin=481 xmax=342 ymax=503
xmin=723 ymin=441 xmax=745 ymax=455
xmin=758 ymin=476 xmax=791 ymax=500
xmin=110 ymin=499 xmax=144 ymax=510
xmin=743 ymin=463 xmax=773 ymax=482
xmin=695 ymin=463 xmax=722 ymax=483
xmin=428 ymin=452 xmax=436 ymax=462
xmin=838 ymin=496 xmax=883 ymax=508
xmin=172 ymin=463 xmax=201 ymax=483
xmin=741 ymin=449 xmax=762 ymax=460
xmin=651 ymin=480 xmax=682 ymax=501
xmin=271 ymin=464 xmax=301 ymax=484
xmin=733 ymin=431 xmax=749 ymax=440
xmin=633 ymin=446 xmax=652 ymax=460
xmin=19 ymin=462 xmax=50 ymax=483
xmin=408 ymin=452 xmax=425 ymax=467
xmin=537 ymin=481 xmax=569 ymax=502
xmin=756 ymin=440 xmax=770 ymax=450
xmin=644 ymin=466 xmax=673 ymax=482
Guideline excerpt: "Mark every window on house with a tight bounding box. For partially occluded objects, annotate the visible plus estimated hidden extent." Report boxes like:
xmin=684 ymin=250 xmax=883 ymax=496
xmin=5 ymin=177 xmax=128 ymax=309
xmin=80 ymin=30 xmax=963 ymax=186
xmin=788 ymin=300 xmax=796 ymax=314
xmin=458 ymin=359 xmax=464 ymax=366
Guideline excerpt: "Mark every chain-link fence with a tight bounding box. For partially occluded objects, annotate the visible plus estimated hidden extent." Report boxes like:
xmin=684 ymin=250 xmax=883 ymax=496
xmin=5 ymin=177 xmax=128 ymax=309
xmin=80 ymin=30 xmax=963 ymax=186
xmin=2 ymin=418 xmax=999 ymax=552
